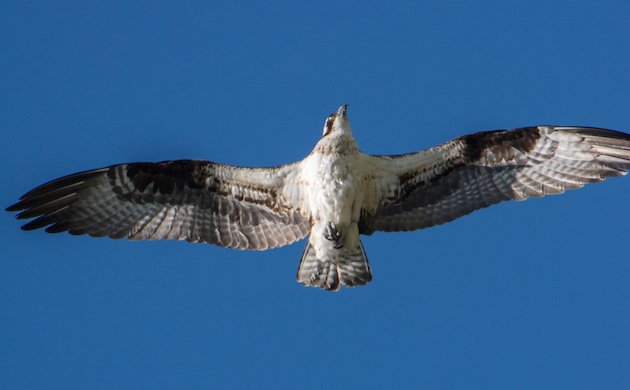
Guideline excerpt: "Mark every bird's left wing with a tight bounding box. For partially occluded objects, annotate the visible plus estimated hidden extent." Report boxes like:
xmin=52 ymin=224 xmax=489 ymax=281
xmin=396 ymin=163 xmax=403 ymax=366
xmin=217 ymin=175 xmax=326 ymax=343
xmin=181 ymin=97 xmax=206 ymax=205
xmin=7 ymin=160 xmax=310 ymax=250
xmin=359 ymin=126 xmax=630 ymax=234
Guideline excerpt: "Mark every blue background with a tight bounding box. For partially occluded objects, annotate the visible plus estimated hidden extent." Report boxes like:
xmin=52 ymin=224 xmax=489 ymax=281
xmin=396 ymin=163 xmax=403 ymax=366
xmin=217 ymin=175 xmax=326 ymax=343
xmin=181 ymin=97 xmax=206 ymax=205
xmin=2 ymin=1 xmax=629 ymax=389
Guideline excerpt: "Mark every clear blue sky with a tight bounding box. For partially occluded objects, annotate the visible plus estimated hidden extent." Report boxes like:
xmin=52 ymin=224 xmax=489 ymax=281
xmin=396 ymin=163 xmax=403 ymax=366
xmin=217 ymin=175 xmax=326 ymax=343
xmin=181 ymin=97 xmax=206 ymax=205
xmin=2 ymin=1 xmax=629 ymax=389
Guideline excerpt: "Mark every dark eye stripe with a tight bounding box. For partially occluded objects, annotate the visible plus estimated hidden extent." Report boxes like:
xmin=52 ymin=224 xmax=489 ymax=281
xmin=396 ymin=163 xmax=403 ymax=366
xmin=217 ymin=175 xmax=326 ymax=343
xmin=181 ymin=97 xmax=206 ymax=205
xmin=323 ymin=114 xmax=336 ymax=136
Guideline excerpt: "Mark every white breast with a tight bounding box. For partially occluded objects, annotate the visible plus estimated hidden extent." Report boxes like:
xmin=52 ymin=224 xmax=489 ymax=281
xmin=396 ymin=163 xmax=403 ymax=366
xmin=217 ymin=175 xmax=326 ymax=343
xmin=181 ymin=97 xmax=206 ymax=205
xmin=302 ymin=147 xmax=363 ymax=225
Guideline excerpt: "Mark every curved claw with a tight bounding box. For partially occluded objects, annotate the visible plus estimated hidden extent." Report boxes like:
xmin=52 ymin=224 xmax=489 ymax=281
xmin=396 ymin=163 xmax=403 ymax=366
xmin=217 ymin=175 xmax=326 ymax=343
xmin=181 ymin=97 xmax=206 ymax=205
xmin=323 ymin=222 xmax=343 ymax=249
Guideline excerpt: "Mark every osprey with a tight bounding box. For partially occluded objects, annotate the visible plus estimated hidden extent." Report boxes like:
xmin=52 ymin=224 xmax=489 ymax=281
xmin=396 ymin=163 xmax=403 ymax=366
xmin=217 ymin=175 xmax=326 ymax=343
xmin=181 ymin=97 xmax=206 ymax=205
xmin=7 ymin=105 xmax=630 ymax=290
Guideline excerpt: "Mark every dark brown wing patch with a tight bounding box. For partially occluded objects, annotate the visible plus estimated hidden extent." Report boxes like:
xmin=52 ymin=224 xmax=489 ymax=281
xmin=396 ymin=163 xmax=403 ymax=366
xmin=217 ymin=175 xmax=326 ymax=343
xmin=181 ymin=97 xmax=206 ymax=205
xmin=460 ymin=127 xmax=541 ymax=162
xmin=124 ymin=160 xmax=208 ymax=193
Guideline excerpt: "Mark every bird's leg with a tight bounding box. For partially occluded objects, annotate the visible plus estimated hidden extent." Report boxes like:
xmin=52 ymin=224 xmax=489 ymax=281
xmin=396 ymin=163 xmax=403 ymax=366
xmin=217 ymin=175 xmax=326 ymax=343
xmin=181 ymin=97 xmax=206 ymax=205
xmin=324 ymin=222 xmax=344 ymax=249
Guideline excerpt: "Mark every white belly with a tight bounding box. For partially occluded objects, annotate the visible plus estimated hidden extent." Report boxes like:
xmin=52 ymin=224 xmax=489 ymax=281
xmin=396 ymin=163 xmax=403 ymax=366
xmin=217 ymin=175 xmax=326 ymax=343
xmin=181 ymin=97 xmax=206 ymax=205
xmin=304 ymin=153 xmax=363 ymax=225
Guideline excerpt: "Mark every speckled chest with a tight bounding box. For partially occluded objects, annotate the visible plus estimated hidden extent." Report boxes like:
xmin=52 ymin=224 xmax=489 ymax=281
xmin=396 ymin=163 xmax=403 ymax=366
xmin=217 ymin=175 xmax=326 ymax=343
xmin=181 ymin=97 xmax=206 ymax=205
xmin=304 ymin=135 xmax=363 ymax=221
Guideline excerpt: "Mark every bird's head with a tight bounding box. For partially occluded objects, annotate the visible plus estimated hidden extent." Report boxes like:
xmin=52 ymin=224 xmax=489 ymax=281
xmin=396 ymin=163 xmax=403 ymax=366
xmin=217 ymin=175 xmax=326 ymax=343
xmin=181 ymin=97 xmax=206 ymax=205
xmin=322 ymin=104 xmax=351 ymax=137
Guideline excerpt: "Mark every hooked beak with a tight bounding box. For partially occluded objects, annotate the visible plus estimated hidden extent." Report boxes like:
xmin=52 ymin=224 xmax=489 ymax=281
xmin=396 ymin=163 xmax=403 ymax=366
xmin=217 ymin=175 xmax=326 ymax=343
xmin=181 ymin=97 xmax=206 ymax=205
xmin=336 ymin=104 xmax=349 ymax=117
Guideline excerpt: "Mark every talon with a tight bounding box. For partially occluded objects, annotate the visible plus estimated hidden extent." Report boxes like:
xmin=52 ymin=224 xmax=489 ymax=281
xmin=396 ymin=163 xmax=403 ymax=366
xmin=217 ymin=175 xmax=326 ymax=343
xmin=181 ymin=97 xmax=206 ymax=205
xmin=324 ymin=222 xmax=340 ymax=240
xmin=324 ymin=222 xmax=344 ymax=249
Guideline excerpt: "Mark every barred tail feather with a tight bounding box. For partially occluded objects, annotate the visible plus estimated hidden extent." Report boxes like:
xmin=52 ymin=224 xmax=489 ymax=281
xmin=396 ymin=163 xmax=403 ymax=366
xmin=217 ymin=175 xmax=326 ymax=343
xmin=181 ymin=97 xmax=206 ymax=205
xmin=339 ymin=241 xmax=372 ymax=287
xmin=296 ymin=240 xmax=372 ymax=291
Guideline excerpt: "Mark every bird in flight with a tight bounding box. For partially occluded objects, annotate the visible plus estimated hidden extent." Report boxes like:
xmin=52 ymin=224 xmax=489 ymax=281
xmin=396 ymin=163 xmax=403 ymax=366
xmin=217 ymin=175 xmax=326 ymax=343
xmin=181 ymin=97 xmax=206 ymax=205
xmin=7 ymin=105 xmax=630 ymax=291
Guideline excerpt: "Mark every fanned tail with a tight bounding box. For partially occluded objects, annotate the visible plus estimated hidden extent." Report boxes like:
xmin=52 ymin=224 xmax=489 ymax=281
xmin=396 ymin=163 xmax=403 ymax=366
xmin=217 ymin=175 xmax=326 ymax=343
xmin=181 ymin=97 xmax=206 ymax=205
xmin=296 ymin=239 xmax=372 ymax=291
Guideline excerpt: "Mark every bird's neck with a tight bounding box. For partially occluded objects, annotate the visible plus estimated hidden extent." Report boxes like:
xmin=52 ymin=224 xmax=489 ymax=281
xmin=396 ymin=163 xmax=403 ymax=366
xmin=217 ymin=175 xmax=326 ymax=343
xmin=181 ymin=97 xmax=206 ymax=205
xmin=314 ymin=133 xmax=359 ymax=156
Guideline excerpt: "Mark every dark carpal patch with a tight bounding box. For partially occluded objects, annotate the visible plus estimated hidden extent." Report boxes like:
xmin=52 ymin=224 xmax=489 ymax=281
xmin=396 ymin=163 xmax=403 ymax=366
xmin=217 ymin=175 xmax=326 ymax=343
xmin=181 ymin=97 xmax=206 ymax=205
xmin=460 ymin=127 xmax=541 ymax=162
xmin=125 ymin=160 xmax=209 ymax=193
xmin=122 ymin=160 xmax=280 ymax=209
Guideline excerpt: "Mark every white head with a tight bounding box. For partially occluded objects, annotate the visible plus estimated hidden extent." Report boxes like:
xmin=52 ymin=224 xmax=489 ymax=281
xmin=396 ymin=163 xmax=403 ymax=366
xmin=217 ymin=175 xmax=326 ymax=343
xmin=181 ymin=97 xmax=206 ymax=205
xmin=322 ymin=104 xmax=352 ymax=137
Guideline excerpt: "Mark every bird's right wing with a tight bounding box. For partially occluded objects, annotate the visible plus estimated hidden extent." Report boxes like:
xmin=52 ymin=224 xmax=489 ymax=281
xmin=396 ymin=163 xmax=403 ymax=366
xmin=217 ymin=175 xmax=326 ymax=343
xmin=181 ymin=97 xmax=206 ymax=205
xmin=359 ymin=126 xmax=630 ymax=234
xmin=7 ymin=160 xmax=311 ymax=250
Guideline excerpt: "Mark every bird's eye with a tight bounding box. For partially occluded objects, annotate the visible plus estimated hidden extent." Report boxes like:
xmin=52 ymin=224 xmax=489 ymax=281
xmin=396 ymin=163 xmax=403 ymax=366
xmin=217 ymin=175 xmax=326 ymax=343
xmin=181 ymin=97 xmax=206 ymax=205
xmin=322 ymin=115 xmax=335 ymax=136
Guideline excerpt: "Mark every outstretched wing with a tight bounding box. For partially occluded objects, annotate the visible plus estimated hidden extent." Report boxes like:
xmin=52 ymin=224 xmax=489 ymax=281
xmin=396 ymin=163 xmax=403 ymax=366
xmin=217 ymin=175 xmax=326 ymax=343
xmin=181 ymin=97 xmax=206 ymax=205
xmin=359 ymin=126 xmax=630 ymax=234
xmin=7 ymin=160 xmax=310 ymax=250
